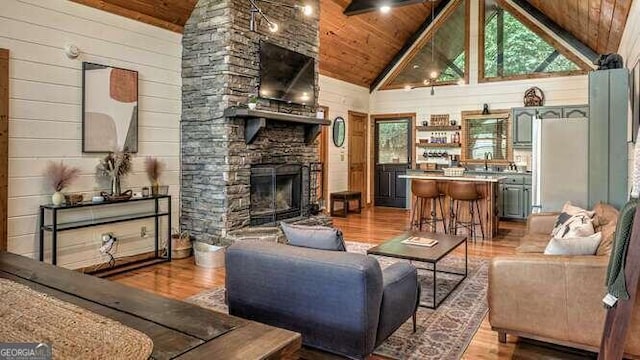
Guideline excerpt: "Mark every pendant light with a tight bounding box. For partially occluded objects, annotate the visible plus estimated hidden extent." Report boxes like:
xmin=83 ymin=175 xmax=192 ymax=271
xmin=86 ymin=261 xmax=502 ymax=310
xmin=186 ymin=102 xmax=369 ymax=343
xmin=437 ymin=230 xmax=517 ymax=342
xmin=429 ymin=2 xmax=436 ymax=96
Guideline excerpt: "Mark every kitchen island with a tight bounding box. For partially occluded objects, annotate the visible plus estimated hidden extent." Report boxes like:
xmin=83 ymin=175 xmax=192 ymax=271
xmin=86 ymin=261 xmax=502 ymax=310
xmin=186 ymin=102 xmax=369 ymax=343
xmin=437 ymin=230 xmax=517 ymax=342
xmin=400 ymin=172 xmax=507 ymax=239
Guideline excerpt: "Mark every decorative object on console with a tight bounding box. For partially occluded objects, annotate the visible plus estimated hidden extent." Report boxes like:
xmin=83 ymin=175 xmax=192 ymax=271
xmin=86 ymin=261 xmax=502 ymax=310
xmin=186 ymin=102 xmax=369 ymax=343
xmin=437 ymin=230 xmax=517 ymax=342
xmin=332 ymin=116 xmax=345 ymax=147
xmin=96 ymin=151 xmax=131 ymax=196
xmin=247 ymin=95 xmax=258 ymax=110
xmin=144 ymin=157 xmax=165 ymax=196
xmin=523 ymin=86 xmax=544 ymax=106
xmin=82 ymin=62 xmax=138 ymax=153
xmin=44 ymin=161 xmax=80 ymax=206
xmin=482 ymin=103 xmax=490 ymax=114
xmin=64 ymin=194 xmax=83 ymax=206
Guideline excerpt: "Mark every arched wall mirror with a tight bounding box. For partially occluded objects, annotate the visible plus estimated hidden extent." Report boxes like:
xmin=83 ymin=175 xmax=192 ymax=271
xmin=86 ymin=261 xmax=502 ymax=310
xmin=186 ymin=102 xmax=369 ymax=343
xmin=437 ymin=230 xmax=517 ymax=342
xmin=460 ymin=111 xmax=512 ymax=164
xmin=332 ymin=116 xmax=345 ymax=147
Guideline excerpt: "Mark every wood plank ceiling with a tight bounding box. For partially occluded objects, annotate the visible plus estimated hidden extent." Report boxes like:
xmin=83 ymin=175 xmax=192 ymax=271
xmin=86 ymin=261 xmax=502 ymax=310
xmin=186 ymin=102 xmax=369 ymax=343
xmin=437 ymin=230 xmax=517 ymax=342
xmin=70 ymin=0 xmax=632 ymax=87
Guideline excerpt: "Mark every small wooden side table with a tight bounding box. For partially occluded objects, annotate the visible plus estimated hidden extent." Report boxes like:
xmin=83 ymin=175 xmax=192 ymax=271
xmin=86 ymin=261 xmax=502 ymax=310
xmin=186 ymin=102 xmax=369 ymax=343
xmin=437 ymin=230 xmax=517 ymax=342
xmin=330 ymin=191 xmax=362 ymax=217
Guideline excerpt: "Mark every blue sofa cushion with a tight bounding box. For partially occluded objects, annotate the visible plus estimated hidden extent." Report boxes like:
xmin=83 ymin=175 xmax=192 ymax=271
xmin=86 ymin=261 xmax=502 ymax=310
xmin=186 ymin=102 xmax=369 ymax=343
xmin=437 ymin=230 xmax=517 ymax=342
xmin=280 ymin=222 xmax=346 ymax=251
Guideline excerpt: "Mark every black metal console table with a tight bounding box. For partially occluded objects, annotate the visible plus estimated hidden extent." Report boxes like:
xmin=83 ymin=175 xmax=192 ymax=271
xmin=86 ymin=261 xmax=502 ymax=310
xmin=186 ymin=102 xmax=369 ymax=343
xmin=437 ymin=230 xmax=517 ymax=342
xmin=39 ymin=195 xmax=171 ymax=276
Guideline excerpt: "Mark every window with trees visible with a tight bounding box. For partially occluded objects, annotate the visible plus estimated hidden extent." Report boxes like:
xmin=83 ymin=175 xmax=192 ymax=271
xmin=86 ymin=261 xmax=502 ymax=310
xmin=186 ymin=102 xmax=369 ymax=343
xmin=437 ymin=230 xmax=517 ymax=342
xmin=382 ymin=0 xmax=467 ymax=89
xmin=480 ymin=0 xmax=587 ymax=81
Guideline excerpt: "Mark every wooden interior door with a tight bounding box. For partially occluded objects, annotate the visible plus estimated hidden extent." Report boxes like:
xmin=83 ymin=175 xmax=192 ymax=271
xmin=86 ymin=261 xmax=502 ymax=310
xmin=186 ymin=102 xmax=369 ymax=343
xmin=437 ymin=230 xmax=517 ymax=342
xmin=317 ymin=106 xmax=329 ymax=206
xmin=348 ymin=111 xmax=368 ymax=204
xmin=0 ymin=49 xmax=8 ymax=251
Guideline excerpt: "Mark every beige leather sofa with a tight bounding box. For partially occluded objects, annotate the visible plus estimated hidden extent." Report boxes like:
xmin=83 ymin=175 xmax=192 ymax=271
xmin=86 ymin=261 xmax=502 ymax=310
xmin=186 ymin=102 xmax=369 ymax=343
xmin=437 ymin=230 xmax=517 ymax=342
xmin=488 ymin=203 xmax=640 ymax=357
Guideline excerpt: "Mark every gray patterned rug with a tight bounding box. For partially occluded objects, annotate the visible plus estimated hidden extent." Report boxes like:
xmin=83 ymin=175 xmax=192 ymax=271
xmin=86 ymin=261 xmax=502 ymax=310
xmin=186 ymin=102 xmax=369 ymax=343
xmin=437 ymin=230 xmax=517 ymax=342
xmin=186 ymin=241 xmax=488 ymax=360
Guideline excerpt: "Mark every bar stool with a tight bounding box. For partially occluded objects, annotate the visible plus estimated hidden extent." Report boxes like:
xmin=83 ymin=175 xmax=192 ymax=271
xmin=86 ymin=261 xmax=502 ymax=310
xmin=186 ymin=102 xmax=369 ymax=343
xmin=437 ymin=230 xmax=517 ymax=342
xmin=410 ymin=180 xmax=447 ymax=233
xmin=448 ymin=181 xmax=484 ymax=241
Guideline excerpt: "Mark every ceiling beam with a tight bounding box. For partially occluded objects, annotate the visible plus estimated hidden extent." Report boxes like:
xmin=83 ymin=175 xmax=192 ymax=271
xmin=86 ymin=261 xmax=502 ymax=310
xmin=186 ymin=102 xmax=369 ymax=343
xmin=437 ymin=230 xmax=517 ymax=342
xmin=508 ymin=0 xmax=599 ymax=63
xmin=369 ymin=0 xmax=452 ymax=92
xmin=344 ymin=0 xmax=426 ymax=16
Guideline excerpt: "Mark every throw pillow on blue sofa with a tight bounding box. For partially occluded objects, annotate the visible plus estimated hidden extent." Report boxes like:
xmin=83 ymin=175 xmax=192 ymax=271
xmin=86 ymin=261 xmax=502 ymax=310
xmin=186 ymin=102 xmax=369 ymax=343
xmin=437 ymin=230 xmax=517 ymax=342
xmin=280 ymin=222 xmax=346 ymax=251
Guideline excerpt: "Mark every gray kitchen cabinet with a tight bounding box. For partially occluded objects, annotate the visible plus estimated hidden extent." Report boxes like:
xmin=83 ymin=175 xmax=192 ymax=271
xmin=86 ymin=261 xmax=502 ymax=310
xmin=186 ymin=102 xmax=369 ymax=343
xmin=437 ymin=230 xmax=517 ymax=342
xmin=537 ymin=106 xmax=562 ymax=119
xmin=589 ymin=69 xmax=628 ymax=210
xmin=523 ymin=184 xmax=532 ymax=219
xmin=563 ymin=106 xmax=589 ymax=118
xmin=512 ymin=108 xmax=535 ymax=149
xmin=499 ymin=176 xmax=532 ymax=220
xmin=501 ymin=184 xmax=524 ymax=219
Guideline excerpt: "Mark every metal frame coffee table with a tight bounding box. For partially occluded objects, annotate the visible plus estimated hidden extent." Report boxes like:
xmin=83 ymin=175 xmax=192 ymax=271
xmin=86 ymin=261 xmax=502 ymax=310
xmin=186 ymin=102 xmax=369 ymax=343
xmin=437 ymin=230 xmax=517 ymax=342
xmin=367 ymin=231 xmax=467 ymax=309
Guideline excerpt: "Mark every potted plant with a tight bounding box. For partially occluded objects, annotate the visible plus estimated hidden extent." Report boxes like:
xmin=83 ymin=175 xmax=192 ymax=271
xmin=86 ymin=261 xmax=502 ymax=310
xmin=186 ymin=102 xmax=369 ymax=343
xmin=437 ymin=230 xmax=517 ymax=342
xmin=248 ymin=95 xmax=258 ymax=110
xmin=96 ymin=151 xmax=131 ymax=196
xmin=44 ymin=161 xmax=80 ymax=206
xmin=144 ymin=156 xmax=165 ymax=196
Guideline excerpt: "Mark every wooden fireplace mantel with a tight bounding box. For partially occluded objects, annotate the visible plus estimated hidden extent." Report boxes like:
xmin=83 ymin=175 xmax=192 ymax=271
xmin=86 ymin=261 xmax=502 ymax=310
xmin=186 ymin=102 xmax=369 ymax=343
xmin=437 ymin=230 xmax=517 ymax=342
xmin=224 ymin=107 xmax=331 ymax=145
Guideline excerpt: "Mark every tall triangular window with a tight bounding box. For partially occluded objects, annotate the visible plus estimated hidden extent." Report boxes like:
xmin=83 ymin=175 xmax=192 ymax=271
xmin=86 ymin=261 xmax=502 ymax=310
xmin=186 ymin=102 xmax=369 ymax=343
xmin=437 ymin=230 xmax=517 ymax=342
xmin=382 ymin=0 xmax=467 ymax=90
xmin=480 ymin=0 xmax=588 ymax=80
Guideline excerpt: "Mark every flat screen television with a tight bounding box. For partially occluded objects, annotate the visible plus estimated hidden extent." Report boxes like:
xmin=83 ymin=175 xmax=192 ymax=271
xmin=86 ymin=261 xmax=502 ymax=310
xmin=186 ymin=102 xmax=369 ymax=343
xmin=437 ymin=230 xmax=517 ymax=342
xmin=259 ymin=41 xmax=315 ymax=106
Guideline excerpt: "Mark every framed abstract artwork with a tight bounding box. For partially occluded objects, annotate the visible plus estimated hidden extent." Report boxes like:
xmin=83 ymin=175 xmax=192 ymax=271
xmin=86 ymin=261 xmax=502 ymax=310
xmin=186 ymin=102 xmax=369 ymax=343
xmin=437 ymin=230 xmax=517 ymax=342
xmin=82 ymin=62 xmax=138 ymax=153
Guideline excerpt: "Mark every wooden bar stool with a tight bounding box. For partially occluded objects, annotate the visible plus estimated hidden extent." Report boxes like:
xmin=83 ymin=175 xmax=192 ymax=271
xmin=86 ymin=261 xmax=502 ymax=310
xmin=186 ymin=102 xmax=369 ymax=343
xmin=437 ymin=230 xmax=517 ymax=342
xmin=448 ymin=181 xmax=484 ymax=241
xmin=410 ymin=180 xmax=447 ymax=233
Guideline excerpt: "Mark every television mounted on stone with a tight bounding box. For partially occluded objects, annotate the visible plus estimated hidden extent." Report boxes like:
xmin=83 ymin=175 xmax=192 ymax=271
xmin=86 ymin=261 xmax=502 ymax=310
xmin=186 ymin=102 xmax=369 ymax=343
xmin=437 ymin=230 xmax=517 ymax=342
xmin=259 ymin=41 xmax=315 ymax=106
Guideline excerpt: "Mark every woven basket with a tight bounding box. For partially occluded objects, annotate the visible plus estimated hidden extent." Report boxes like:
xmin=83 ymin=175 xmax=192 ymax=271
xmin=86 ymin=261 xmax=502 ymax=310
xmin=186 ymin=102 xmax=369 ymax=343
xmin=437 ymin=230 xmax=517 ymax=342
xmin=443 ymin=167 xmax=465 ymax=177
xmin=171 ymin=230 xmax=193 ymax=259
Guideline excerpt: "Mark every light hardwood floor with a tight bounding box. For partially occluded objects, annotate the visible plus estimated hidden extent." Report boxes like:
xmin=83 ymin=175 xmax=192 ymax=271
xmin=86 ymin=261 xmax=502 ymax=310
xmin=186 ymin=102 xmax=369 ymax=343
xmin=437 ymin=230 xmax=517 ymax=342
xmin=111 ymin=207 xmax=583 ymax=359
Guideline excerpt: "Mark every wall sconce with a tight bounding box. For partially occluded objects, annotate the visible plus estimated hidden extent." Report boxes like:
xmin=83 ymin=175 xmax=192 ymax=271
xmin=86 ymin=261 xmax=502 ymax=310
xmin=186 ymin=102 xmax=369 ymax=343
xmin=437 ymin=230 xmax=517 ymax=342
xmin=248 ymin=0 xmax=313 ymax=33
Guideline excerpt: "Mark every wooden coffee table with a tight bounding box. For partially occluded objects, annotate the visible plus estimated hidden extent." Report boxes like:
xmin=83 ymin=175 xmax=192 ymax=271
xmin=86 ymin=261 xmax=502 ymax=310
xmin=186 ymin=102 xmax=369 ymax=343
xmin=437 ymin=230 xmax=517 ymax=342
xmin=367 ymin=231 xmax=467 ymax=309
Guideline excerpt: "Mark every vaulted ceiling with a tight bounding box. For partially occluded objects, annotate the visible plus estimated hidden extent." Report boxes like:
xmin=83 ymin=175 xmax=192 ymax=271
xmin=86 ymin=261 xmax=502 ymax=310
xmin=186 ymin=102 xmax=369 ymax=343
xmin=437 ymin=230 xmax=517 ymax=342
xmin=70 ymin=0 xmax=632 ymax=88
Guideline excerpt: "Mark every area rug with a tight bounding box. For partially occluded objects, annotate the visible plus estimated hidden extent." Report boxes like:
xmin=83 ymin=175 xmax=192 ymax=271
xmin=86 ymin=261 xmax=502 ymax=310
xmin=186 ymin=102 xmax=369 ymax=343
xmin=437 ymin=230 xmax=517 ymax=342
xmin=186 ymin=241 xmax=488 ymax=360
xmin=0 ymin=278 xmax=153 ymax=359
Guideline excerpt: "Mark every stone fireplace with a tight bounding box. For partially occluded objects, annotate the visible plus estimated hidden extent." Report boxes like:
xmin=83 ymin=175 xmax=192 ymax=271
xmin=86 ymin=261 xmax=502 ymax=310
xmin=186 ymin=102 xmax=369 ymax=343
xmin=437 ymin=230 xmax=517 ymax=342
xmin=180 ymin=0 xmax=328 ymax=245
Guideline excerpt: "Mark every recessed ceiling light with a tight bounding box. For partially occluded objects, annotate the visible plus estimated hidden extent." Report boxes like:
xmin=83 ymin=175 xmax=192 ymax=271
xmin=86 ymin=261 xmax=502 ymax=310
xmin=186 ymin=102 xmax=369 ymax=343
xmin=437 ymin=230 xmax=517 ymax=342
xmin=302 ymin=5 xmax=313 ymax=16
xmin=380 ymin=5 xmax=391 ymax=13
xmin=423 ymin=79 xmax=430 ymax=85
xmin=430 ymin=71 xmax=439 ymax=79
xmin=413 ymin=64 xmax=420 ymax=69
xmin=268 ymin=22 xmax=279 ymax=32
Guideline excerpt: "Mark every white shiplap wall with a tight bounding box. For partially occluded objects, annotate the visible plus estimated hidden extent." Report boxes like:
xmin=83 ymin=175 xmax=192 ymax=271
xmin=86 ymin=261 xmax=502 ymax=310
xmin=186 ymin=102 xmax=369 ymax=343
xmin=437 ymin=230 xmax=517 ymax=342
xmin=318 ymin=75 xmax=370 ymax=201
xmin=1 ymin=0 xmax=182 ymax=269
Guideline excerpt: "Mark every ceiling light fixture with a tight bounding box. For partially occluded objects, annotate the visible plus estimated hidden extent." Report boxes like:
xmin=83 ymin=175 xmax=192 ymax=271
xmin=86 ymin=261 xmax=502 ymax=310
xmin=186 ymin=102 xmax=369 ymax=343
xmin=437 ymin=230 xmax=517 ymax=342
xmin=380 ymin=5 xmax=391 ymax=13
xmin=248 ymin=0 xmax=313 ymax=33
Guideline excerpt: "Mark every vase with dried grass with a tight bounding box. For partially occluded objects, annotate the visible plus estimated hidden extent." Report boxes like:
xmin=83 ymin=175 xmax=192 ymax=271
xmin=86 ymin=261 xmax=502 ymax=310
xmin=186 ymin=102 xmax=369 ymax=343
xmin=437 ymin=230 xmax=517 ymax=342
xmin=145 ymin=157 xmax=165 ymax=196
xmin=44 ymin=161 xmax=80 ymax=206
xmin=96 ymin=151 xmax=131 ymax=196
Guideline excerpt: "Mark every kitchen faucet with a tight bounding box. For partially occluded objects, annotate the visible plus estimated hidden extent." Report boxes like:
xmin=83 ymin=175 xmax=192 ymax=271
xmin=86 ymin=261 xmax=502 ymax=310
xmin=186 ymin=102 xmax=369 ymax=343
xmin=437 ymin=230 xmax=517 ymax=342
xmin=484 ymin=152 xmax=493 ymax=171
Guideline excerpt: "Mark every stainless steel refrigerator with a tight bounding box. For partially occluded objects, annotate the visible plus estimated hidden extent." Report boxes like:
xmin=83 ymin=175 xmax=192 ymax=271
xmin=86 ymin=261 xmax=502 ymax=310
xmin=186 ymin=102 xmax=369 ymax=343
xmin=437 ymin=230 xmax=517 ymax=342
xmin=531 ymin=114 xmax=589 ymax=213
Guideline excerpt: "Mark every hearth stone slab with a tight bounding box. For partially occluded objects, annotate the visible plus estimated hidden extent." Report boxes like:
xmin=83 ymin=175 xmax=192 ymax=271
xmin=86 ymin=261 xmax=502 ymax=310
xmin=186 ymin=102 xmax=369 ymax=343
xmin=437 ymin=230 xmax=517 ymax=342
xmin=223 ymin=215 xmax=333 ymax=244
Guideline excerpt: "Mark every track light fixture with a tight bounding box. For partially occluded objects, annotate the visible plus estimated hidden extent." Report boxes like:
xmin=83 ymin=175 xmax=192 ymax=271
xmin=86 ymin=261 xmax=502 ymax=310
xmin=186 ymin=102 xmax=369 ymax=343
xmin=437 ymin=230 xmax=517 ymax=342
xmin=249 ymin=0 xmax=314 ymax=33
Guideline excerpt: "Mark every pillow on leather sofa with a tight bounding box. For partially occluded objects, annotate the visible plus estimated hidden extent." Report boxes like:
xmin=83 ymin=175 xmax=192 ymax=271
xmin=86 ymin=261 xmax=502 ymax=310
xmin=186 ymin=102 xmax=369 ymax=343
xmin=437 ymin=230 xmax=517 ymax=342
xmin=280 ymin=222 xmax=346 ymax=251
xmin=544 ymin=232 xmax=602 ymax=256
xmin=592 ymin=202 xmax=620 ymax=256
xmin=551 ymin=202 xmax=595 ymax=239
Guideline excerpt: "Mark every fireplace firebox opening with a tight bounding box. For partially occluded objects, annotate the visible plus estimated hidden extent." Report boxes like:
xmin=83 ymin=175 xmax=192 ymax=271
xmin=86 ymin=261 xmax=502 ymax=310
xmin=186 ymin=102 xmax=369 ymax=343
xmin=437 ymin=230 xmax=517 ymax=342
xmin=250 ymin=164 xmax=304 ymax=226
